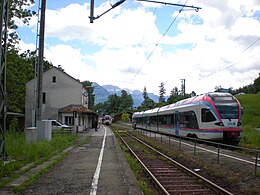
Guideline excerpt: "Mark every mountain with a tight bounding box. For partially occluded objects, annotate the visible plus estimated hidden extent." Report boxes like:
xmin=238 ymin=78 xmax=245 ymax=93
xmin=92 ymin=83 xmax=159 ymax=107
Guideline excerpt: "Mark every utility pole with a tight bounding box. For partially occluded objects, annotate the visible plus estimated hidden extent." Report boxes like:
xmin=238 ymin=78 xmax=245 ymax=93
xmin=180 ymin=79 xmax=185 ymax=96
xmin=0 ymin=0 xmax=9 ymax=159
xmin=35 ymin=0 xmax=46 ymax=124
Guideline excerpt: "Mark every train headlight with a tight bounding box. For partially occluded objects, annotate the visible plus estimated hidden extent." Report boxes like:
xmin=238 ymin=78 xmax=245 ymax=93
xmin=215 ymin=122 xmax=224 ymax=126
xmin=237 ymin=122 xmax=242 ymax=126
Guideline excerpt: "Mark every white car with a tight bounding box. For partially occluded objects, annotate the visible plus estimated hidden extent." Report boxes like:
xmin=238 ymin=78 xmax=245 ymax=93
xmin=42 ymin=120 xmax=70 ymax=130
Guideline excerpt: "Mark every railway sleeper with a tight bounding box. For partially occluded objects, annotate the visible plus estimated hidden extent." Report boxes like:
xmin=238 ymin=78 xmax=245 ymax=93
xmin=159 ymin=180 xmax=200 ymax=185
xmin=164 ymin=184 xmax=207 ymax=189
xmin=153 ymin=172 xmax=189 ymax=177
xmin=145 ymin=164 xmax=175 ymax=168
xmin=168 ymin=188 xmax=215 ymax=195
xmin=156 ymin=175 xmax=191 ymax=182
xmin=149 ymin=169 xmax=183 ymax=175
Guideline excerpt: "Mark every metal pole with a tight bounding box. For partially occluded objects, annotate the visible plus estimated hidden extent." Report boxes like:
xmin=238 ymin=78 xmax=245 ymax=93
xmin=0 ymin=0 xmax=9 ymax=160
xmin=194 ymin=140 xmax=197 ymax=156
xmin=217 ymin=145 xmax=220 ymax=164
xmin=255 ymin=152 xmax=259 ymax=176
xmin=36 ymin=0 xmax=46 ymax=123
xmin=89 ymin=0 xmax=94 ymax=23
xmin=179 ymin=137 xmax=181 ymax=150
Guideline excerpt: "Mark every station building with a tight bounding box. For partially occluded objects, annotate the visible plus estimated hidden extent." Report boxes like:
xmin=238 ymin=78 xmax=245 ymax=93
xmin=25 ymin=66 xmax=98 ymax=131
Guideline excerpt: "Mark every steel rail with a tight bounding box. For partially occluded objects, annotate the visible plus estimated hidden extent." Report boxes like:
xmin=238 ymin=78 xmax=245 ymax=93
xmin=136 ymin=127 xmax=260 ymax=172
xmin=123 ymin=131 xmax=233 ymax=195
xmin=117 ymin=132 xmax=169 ymax=194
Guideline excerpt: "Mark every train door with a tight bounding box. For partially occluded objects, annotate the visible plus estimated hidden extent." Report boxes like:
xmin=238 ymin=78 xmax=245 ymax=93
xmin=174 ymin=111 xmax=180 ymax=136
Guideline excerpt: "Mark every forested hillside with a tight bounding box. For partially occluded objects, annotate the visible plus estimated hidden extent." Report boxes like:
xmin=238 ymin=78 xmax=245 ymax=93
xmin=236 ymin=94 xmax=260 ymax=128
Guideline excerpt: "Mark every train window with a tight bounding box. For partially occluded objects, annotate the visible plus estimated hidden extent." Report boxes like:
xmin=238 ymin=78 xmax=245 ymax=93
xmin=157 ymin=114 xmax=174 ymax=127
xmin=136 ymin=117 xmax=143 ymax=124
xmin=201 ymin=108 xmax=216 ymax=122
xmin=179 ymin=111 xmax=199 ymax=128
xmin=158 ymin=115 xmax=167 ymax=125
xmin=150 ymin=116 xmax=157 ymax=125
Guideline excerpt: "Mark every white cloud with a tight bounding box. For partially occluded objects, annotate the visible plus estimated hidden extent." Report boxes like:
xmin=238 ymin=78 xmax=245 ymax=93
xmin=18 ymin=40 xmax=35 ymax=52
xmin=19 ymin=0 xmax=260 ymax=96
xmin=44 ymin=44 xmax=97 ymax=82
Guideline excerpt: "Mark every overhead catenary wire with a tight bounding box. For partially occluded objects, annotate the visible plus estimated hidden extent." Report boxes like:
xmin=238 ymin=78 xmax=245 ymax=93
xmin=198 ymin=36 xmax=260 ymax=80
xmin=126 ymin=7 xmax=158 ymax=74
xmin=131 ymin=0 xmax=189 ymax=81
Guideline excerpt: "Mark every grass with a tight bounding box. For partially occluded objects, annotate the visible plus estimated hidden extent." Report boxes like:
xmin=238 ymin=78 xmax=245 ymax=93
xmin=0 ymin=131 xmax=79 ymax=180
xmin=112 ymin=128 xmax=156 ymax=195
xmin=12 ymin=152 xmax=67 ymax=193
xmin=236 ymin=94 xmax=260 ymax=127
xmin=239 ymin=125 xmax=260 ymax=149
xmin=236 ymin=94 xmax=260 ymax=149
xmin=124 ymin=150 xmax=155 ymax=195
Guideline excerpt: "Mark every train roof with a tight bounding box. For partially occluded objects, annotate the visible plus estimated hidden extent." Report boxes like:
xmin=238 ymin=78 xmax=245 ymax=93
xmin=168 ymin=92 xmax=236 ymax=107
xmin=133 ymin=92 xmax=237 ymax=117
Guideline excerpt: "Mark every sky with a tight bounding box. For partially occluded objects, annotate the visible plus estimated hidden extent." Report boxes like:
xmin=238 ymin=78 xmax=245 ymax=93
xmin=16 ymin=0 xmax=260 ymax=96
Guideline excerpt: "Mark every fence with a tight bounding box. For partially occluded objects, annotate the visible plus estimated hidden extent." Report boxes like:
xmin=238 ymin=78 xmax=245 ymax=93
xmin=137 ymin=128 xmax=260 ymax=176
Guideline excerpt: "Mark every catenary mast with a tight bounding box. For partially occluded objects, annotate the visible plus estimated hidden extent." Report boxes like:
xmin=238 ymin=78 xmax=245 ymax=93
xmin=0 ymin=0 xmax=9 ymax=159
xmin=35 ymin=0 xmax=46 ymax=124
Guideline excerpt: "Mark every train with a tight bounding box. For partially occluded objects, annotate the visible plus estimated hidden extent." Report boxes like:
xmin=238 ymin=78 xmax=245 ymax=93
xmin=132 ymin=92 xmax=242 ymax=143
xmin=103 ymin=115 xmax=112 ymax=125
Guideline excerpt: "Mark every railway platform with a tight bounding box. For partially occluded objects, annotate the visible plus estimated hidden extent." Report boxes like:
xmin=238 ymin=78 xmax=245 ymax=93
xmin=1 ymin=125 xmax=143 ymax=195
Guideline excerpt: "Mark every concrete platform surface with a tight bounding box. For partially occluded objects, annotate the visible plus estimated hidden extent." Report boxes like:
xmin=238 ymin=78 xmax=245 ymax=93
xmin=2 ymin=125 xmax=143 ymax=195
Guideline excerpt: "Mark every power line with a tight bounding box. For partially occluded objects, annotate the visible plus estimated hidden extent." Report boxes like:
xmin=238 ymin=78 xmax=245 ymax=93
xmin=241 ymin=36 xmax=260 ymax=54
xmin=198 ymin=36 xmax=260 ymax=80
xmin=131 ymin=0 xmax=191 ymax=81
xmin=126 ymin=7 xmax=158 ymax=74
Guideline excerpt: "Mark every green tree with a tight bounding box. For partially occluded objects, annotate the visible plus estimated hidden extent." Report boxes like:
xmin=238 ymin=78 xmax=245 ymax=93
xmin=190 ymin=91 xmax=196 ymax=97
xmin=119 ymin=90 xmax=133 ymax=112
xmin=142 ymin=86 xmax=148 ymax=100
xmin=121 ymin=113 xmax=130 ymax=122
xmin=138 ymin=86 xmax=154 ymax=110
xmin=214 ymin=85 xmax=222 ymax=92
xmin=254 ymin=76 xmax=260 ymax=93
xmin=158 ymin=82 xmax=166 ymax=103
xmin=2 ymin=0 xmax=36 ymax=49
xmin=6 ymin=50 xmax=52 ymax=114
xmin=82 ymin=81 xmax=95 ymax=110
xmin=94 ymin=102 xmax=107 ymax=116
xmin=167 ymin=87 xmax=179 ymax=104
xmin=106 ymin=94 xmax=121 ymax=115
xmin=6 ymin=49 xmax=52 ymax=131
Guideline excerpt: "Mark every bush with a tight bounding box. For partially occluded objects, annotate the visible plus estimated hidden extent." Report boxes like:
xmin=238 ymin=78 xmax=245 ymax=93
xmin=121 ymin=113 xmax=130 ymax=122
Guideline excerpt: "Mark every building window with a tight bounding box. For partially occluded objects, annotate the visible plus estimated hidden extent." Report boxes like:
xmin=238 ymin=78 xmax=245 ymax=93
xmin=52 ymin=76 xmax=56 ymax=83
xmin=65 ymin=116 xmax=74 ymax=125
xmin=42 ymin=92 xmax=46 ymax=104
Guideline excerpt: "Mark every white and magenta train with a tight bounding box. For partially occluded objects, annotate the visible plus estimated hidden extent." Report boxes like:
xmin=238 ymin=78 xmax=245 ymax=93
xmin=103 ymin=115 xmax=112 ymax=125
xmin=132 ymin=92 xmax=242 ymax=142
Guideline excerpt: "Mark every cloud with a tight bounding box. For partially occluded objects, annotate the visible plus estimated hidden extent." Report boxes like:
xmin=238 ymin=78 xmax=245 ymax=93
xmin=18 ymin=0 xmax=260 ymax=96
xmin=44 ymin=44 xmax=97 ymax=83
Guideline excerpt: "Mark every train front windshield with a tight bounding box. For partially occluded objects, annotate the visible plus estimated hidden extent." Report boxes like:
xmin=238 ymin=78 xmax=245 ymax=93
xmin=211 ymin=94 xmax=239 ymax=119
xmin=215 ymin=104 xmax=238 ymax=119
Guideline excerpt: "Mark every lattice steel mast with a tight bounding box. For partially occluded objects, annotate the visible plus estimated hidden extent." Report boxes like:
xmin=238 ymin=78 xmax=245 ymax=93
xmin=0 ymin=0 xmax=9 ymax=159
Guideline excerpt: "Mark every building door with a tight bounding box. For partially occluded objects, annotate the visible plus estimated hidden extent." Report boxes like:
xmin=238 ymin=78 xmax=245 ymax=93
xmin=175 ymin=111 xmax=180 ymax=136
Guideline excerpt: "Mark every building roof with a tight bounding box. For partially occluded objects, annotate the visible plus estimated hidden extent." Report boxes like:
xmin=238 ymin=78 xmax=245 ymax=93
xmin=59 ymin=104 xmax=98 ymax=115
xmin=26 ymin=66 xmax=90 ymax=91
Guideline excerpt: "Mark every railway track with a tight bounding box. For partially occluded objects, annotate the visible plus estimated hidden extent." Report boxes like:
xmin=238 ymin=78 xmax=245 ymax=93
xmin=117 ymin=131 xmax=233 ymax=195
